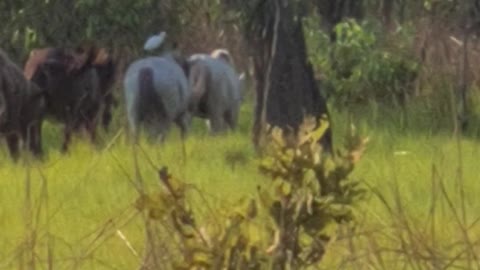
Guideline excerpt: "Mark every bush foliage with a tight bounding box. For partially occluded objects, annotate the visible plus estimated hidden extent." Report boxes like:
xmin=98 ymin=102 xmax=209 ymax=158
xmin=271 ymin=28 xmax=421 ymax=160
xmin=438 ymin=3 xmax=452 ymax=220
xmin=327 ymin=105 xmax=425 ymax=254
xmin=305 ymin=17 xmax=419 ymax=107
xmin=135 ymin=118 xmax=368 ymax=269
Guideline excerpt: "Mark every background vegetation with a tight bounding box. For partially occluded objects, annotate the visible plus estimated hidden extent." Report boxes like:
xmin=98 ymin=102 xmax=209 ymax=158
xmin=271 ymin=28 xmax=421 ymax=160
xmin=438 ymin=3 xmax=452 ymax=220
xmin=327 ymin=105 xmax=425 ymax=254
xmin=1 ymin=0 xmax=480 ymax=269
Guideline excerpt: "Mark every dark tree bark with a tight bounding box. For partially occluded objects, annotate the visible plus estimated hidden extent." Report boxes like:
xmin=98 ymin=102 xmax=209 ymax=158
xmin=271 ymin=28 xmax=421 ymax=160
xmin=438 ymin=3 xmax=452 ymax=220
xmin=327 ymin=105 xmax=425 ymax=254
xmin=457 ymin=0 xmax=480 ymax=132
xmin=315 ymin=0 xmax=364 ymax=42
xmin=398 ymin=0 xmax=407 ymax=23
xmin=382 ymin=0 xmax=395 ymax=31
xmin=240 ymin=0 xmax=332 ymax=152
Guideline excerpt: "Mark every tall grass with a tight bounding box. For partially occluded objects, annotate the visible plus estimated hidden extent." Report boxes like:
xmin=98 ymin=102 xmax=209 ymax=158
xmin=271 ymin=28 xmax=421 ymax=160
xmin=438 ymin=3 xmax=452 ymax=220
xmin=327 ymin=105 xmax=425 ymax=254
xmin=324 ymin=104 xmax=480 ymax=269
xmin=0 ymin=99 xmax=479 ymax=269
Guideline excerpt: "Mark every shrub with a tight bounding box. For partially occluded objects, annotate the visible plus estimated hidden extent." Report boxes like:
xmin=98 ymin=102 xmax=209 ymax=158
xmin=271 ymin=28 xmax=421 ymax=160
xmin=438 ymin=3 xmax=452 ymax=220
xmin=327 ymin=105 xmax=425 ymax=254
xmin=135 ymin=117 xmax=368 ymax=269
xmin=305 ymin=18 xmax=419 ymax=107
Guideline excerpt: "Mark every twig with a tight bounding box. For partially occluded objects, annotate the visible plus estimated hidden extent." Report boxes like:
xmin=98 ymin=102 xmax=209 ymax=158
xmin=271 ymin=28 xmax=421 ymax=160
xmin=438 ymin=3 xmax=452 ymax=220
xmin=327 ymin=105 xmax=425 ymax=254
xmin=116 ymin=230 xmax=139 ymax=258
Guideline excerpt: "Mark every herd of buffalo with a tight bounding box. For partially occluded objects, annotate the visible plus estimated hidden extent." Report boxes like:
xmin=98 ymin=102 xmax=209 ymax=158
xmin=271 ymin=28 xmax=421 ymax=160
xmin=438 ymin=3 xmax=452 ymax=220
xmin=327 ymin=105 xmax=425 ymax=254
xmin=0 ymin=35 xmax=245 ymax=160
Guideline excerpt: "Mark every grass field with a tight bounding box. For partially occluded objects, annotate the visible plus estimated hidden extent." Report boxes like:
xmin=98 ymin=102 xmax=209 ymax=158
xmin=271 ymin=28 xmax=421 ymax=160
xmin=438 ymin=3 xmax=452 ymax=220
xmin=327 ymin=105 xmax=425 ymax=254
xmin=0 ymin=99 xmax=479 ymax=269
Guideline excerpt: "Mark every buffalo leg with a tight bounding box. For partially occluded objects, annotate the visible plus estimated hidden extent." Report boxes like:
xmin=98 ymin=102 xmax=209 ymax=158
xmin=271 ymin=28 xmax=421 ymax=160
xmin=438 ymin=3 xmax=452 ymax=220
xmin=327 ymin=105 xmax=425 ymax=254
xmin=62 ymin=125 xmax=73 ymax=153
xmin=102 ymin=96 xmax=114 ymax=131
xmin=6 ymin=133 xmax=20 ymax=160
xmin=28 ymin=122 xmax=43 ymax=157
xmin=224 ymin=108 xmax=239 ymax=131
xmin=102 ymin=109 xmax=112 ymax=131
xmin=175 ymin=112 xmax=190 ymax=140
xmin=127 ymin=100 xmax=140 ymax=144
xmin=86 ymin=118 xmax=98 ymax=145
xmin=208 ymin=111 xmax=225 ymax=134
xmin=207 ymin=90 xmax=226 ymax=134
xmin=148 ymin=119 xmax=169 ymax=144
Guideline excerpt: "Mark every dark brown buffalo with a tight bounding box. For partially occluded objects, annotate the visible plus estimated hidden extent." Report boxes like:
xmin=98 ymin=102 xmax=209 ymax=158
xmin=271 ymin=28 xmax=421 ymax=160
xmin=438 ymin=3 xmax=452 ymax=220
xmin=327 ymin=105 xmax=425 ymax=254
xmin=91 ymin=47 xmax=117 ymax=131
xmin=24 ymin=45 xmax=116 ymax=152
xmin=0 ymin=49 xmax=45 ymax=160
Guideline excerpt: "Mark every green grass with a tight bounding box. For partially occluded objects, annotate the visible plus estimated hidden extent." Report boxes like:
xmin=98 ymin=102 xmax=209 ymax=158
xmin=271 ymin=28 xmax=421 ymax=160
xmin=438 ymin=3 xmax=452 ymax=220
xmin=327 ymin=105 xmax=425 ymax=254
xmin=324 ymin=105 xmax=480 ymax=269
xmin=0 ymin=100 xmax=479 ymax=269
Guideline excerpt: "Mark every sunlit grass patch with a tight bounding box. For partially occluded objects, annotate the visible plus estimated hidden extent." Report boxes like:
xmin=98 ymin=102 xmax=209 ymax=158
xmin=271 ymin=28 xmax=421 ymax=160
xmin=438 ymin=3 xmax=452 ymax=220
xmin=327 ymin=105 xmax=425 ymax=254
xmin=0 ymin=101 xmax=479 ymax=268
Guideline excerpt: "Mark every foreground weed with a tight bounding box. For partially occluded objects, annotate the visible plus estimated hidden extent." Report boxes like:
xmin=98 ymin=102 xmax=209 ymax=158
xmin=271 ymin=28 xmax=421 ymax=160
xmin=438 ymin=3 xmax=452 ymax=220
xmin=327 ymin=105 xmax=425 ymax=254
xmin=135 ymin=117 xmax=368 ymax=269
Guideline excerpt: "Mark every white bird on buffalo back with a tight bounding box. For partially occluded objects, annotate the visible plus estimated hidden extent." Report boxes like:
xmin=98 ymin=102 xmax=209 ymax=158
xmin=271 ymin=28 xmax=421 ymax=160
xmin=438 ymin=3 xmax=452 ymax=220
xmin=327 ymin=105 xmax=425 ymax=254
xmin=143 ymin=32 xmax=167 ymax=51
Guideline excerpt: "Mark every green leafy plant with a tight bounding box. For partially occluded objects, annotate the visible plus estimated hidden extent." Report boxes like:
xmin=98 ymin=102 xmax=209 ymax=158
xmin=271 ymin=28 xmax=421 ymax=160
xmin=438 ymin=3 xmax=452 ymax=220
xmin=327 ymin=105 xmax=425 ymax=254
xmin=135 ymin=117 xmax=368 ymax=269
xmin=305 ymin=18 xmax=419 ymax=107
xmin=257 ymin=117 xmax=367 ymax=267
xmin=135 ymin=166 xmax=269 ymax=269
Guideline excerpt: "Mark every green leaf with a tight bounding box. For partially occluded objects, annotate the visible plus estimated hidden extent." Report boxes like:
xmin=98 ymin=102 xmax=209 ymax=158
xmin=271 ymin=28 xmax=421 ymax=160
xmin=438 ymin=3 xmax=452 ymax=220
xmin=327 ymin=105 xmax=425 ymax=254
xmin=148 ymin=208 xmax=165 ymax=220
xmin=257 ymin=187 xmax=274 ymax=209
xmin=281 ymin=182 xmax=292 ymax=196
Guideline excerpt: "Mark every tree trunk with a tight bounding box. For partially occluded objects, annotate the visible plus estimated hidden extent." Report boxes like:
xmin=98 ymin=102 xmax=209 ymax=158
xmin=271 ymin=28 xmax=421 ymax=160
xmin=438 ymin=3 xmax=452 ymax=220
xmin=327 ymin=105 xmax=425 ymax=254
xmin=248 ymin=0 xmax=332 ymax=152
xmin=382 ymin=0 xmax=395 ymax=32
xmin=316 ymin=0 xmax=364 ymax=42
xmin=456 ymin=0 xmax=480 ymax=132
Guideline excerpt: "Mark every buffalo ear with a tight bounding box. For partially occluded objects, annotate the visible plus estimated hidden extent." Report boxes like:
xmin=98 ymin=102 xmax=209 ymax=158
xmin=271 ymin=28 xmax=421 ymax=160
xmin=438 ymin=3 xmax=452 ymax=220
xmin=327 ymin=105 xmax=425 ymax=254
xmin=92 ymin=48 xmax=111 ymax=66
xmin=211 ymin=49 xmax=233 ymax=65
xmin=24 ymin=48 xmax=52 ymax=80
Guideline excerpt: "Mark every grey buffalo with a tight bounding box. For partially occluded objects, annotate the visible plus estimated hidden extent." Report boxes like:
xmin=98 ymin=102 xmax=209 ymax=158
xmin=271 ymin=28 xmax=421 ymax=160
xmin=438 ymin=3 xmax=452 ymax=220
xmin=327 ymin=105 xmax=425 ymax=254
xmin=187 ymin=49 xmax=244 ymax=133
xmin=123 ymin=53 xmax=191 ymax=142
